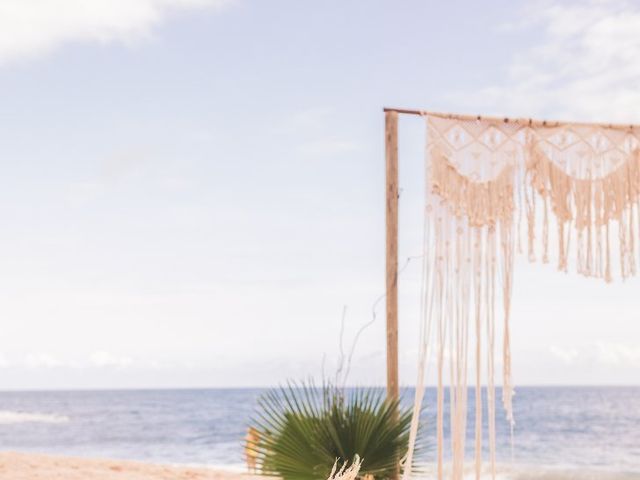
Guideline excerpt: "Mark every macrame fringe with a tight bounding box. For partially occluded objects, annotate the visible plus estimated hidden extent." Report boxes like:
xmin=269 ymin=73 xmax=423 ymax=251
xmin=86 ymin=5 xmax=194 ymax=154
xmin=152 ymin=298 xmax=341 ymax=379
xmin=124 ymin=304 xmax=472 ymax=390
xmin=431 ymin=150 xmax=515 ymax=228
xmin=528 ymin=148 xmax=640 ymax=281
xmin=403 ymin=115 xmax=640 ymax=480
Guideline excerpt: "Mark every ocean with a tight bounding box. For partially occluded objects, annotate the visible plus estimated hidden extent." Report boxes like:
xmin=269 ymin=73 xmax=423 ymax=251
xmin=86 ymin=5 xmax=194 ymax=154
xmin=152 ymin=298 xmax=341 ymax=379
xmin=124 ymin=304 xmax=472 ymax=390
xmin=0 ymin=387 xmax=638 ymax=479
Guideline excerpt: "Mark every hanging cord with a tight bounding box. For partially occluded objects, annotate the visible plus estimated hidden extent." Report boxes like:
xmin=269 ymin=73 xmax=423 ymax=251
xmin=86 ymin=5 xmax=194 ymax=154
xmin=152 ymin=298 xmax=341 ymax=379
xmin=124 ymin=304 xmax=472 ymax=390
xmin=401 ymin=206 xmax=433 ymax=480
xmin=333 ymin=254 xmax=425 ymax=388
xmin=334 ymin=306 xmax=348 ymax=387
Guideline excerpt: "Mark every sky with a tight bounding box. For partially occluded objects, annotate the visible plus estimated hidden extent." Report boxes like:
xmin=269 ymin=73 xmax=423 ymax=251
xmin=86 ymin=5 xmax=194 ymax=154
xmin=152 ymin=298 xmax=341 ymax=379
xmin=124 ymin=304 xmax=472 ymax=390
xmin=0 ymin=0 xmax=639 ymax=390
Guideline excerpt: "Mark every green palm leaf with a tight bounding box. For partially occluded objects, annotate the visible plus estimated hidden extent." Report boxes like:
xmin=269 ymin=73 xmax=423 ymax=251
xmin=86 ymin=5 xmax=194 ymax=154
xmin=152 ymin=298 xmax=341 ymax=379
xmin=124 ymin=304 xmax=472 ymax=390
xmin=248 ymin=382 xmax=427 ymax=480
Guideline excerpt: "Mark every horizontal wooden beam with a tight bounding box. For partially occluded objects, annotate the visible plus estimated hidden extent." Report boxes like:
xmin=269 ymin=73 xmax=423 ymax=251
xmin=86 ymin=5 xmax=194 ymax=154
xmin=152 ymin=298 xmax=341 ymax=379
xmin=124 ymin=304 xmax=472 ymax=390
xmin=382 ymin=107 xmax=639 ymax=130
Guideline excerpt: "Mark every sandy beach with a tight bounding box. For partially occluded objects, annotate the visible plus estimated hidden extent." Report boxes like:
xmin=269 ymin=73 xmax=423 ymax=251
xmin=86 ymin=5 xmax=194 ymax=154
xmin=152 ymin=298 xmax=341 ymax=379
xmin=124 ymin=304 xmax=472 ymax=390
xmin=0 ymin=452 xmax=263 ymax=480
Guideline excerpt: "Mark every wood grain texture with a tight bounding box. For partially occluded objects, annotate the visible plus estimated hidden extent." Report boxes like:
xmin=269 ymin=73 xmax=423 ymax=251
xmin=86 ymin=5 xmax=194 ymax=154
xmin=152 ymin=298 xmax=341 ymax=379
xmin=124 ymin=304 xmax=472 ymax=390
xmin=385 ymin=110 xmax=399 ymax=401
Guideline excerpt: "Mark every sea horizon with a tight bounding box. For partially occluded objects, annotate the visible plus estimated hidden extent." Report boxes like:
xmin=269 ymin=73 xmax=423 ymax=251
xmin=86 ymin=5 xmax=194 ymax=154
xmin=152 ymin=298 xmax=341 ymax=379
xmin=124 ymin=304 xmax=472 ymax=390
xmin=1 ymin=384 xmax=639 ymax=393
xmin=1 ymin=386 xmax=638 ymax=478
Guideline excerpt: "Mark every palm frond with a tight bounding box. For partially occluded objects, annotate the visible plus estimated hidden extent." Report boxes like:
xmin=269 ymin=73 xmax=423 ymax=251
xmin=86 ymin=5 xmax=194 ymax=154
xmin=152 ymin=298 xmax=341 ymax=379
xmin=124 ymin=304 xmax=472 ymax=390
xmin=248 ymin=382 xmax=427 ymax=480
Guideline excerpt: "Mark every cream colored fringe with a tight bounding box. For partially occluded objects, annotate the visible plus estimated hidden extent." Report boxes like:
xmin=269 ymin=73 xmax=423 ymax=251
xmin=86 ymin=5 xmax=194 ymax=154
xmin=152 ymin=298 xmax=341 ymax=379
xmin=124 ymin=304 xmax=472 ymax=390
xmin=527 ymin=148 xmax=640 ymax=281
xmin=402 ymin=116 xmax=640 ymax=480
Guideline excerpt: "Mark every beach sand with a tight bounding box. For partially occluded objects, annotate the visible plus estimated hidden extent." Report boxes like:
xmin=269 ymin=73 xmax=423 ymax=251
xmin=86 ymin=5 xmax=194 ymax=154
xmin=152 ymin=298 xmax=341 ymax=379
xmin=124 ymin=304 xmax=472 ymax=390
xmin=0 ymin=452 xmax=264 ymax=480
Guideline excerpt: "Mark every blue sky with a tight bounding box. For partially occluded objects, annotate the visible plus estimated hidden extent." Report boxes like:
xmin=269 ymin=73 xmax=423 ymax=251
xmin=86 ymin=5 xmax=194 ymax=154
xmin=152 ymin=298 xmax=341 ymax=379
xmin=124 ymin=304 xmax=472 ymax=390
xmin=0 ymin=0 xmax=639 ymax=389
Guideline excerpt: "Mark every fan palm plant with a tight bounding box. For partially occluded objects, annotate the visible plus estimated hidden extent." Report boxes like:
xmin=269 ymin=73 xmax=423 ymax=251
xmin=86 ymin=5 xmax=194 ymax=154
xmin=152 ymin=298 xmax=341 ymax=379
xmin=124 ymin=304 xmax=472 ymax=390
xmin=249 ymin=382 xmax=423 ymax=480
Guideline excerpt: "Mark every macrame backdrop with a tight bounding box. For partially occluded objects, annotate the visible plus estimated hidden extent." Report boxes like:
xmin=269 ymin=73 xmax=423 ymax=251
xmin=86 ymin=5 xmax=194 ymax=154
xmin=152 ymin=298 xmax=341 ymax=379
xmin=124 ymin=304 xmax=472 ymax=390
xmin=402 ymin=113 xmax=640 ymax=480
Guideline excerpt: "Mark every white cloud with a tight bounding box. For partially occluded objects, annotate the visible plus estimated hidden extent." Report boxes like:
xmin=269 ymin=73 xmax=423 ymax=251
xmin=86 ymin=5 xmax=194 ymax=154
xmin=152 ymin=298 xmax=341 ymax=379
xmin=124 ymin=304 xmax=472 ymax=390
xmin=451 ymin=0 xmax=640 ymax=122
xmin=549 ymin=345 xmax=580 ymax=364
xmin=592 ymin=342 xmax=640 ymax=367
xmin=89 ymin=351 xmax=133 ymax=368
xmin=549 ymin=342 xmax=640 ymax=368
xmin=0 ymin=354 xmax=10 ymax=368
xmin=25 ymin=352 xmax=64 ymax=368
xmin=0 ymin=0 xmax=232 ymax=65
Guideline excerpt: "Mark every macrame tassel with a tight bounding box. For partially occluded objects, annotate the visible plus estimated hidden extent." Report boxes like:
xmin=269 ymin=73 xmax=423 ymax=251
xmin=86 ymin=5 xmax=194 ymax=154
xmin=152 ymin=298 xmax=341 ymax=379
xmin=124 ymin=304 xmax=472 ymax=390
xmin=543 ymin=195 xmax=550 ymax=263
xmin=500 ymin=221 xmax=515 ymax=428
xmin=473 ymin=228 xmax=483 ymax=480
xmin=516 ymin=166 xmax=525 ymax=256
xmin=401 ymin=207 xmax=433 ymax=480
xmin=558 ymin=220 xmax=567 ymax=272
xmin=486 ymin=226 xmax=497 ymax=480
xmin=435 ymin=216 xmax=446 ymax=480
xmin=605 ymin=223 xmax=612 ymax=282
xmin=628 ymin=203 xmax=637 ymax=276
xmin=526 ymin=181 xmax=537 ymax=262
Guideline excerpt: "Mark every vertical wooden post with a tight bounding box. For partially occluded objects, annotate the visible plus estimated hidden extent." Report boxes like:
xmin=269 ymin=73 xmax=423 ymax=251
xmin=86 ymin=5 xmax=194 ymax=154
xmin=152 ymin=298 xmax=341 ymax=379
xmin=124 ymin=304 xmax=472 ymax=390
xmin=385 ymin=111 xmax=399 ymax=401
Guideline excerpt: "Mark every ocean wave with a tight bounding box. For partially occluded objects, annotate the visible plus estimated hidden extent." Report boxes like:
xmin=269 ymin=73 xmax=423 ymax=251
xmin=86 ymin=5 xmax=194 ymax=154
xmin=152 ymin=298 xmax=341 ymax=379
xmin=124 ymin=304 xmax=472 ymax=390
xmin=0 ymin=411 xmax=70 ymax=425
